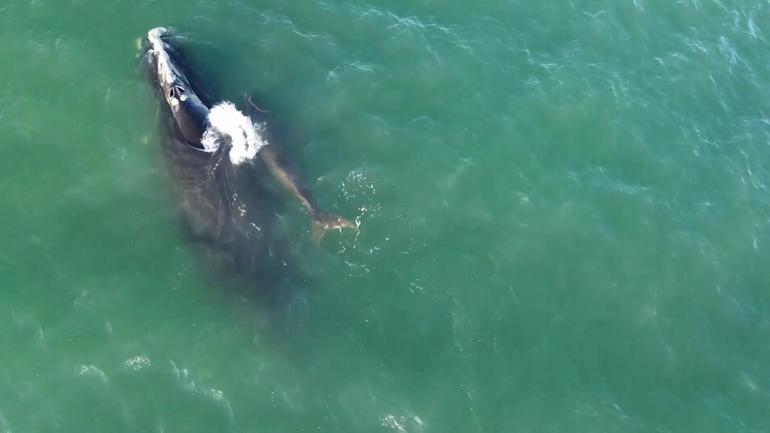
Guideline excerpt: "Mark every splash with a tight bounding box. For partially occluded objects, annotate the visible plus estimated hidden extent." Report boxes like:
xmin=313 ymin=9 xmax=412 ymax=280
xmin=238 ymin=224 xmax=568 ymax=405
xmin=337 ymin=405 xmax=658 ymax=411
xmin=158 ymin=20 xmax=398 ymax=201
xmin=201 ymin=101 xmax=266 ymax=165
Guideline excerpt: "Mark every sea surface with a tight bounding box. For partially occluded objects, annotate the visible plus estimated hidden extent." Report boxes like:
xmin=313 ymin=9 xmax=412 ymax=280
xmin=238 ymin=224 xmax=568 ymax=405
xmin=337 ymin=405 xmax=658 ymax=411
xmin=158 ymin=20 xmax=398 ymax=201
xmin=2 ymin=0 xmax=770 ymax=432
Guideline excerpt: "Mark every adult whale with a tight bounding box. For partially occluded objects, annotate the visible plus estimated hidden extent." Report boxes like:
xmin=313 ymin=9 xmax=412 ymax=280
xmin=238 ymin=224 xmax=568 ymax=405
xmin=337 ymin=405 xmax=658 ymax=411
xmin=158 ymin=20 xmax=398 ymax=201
xmin=142 ymin=27 xmax=352 ymax=273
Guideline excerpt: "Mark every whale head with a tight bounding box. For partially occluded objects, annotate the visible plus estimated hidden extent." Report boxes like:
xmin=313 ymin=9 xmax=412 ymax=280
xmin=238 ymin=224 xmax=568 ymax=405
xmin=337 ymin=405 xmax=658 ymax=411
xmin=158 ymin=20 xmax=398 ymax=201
xmin=144 ymin=27 xmax=211 ymax=148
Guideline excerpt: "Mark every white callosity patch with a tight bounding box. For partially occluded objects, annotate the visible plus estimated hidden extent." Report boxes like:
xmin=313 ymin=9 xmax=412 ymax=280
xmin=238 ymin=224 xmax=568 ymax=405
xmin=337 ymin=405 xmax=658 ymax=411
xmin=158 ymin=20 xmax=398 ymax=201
xmin=201 ymin=101 xmax=266 ymax=165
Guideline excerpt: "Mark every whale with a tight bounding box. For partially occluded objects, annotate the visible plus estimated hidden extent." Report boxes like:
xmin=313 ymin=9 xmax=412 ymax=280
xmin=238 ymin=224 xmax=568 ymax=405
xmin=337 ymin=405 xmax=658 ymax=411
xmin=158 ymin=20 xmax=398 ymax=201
xmin=142 ymin=27 xmax=352 ymax=275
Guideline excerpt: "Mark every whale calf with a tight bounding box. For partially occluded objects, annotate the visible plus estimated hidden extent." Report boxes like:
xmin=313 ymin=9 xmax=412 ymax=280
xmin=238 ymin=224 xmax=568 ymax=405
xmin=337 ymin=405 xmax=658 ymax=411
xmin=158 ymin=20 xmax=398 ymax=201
xmin=142 ymin=27 xmax=352 ymax=275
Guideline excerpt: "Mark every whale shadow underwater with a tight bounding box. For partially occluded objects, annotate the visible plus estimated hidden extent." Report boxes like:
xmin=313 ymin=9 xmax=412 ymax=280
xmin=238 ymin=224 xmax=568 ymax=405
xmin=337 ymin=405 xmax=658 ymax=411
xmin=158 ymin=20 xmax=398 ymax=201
xmin=140 ymin=27 xmax=353 ymax=305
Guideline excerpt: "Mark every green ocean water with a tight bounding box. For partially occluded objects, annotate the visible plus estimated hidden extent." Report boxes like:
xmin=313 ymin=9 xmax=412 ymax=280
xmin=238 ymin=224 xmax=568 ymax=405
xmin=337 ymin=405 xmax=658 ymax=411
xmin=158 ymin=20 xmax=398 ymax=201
xmin=3 ymin=0 xmax=770 ymax=431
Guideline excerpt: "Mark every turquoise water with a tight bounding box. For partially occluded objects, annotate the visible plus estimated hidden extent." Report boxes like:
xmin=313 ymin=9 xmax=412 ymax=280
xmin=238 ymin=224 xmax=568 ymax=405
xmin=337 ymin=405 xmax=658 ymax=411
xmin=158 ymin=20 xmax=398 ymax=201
xmin=3 ymin=0 xmax=770 ymax=431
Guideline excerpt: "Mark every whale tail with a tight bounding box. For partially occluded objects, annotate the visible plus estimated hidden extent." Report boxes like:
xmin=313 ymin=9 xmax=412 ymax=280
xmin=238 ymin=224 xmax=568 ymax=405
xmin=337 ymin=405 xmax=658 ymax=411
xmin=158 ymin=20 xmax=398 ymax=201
xmin=310 ymin=213 xmax=354 ymax=243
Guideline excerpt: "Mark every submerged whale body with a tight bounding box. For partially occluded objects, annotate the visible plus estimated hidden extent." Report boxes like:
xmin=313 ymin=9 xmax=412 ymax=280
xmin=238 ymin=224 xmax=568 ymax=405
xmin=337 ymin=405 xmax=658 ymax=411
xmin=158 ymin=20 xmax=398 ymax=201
xmin=142 ymin=27 xmax=352 ymax=278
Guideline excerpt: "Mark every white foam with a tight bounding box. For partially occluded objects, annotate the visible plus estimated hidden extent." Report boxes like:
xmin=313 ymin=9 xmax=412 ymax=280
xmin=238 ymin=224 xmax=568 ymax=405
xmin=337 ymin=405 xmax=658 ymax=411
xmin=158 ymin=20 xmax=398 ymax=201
xmin=201 ymin=101 xmax=266 ymax=165
xmin=123 ymin=355 xmax=152 ymax=371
